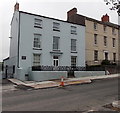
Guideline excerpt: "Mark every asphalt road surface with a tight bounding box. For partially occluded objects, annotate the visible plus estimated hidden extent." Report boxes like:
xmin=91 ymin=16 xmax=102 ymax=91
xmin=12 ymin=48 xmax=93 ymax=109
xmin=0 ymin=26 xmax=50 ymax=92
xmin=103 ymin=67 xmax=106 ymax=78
xmin=2 ymin=77 xmax=119 ymax=112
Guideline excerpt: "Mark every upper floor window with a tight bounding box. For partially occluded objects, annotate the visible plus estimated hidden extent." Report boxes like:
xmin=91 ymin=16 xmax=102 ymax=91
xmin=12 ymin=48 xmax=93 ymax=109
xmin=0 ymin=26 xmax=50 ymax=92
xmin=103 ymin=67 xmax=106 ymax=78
xmin=71 ymin=26 xmax=77 ymax=35
xmin=34 ymin=18 xmax=42 ymax=28
xmin=53 ymin=22 xmax=60 ymax=31
xmin=103 ymin=25 xmax=107 ymax=32
xmin=112 ymin=27 xmax=116 ymax=35
xmin=71 ymin=39 xmax=77 ymax=52
xmin=104 ymin=36 xmax=107 ymax=46
xmin=53 ymin=36 xmax=60 ymax=51
xmin=94 ymin=22 xmax=97 ymax=30
xmin=94 ymin=34 xmax=97 ymax=45
xmin=112 ymin=38 xmax=116 ymax=47
xmin=33 ymin=34 xmax=41 ymax=49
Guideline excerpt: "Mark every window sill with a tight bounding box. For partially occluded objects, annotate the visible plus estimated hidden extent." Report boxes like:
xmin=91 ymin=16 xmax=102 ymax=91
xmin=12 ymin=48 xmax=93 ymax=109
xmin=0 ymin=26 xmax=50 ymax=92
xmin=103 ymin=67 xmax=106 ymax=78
xmin=53 ymin=29 xmax=60 ymax=32
xmin=94 ymin=44 xmax=98 ymax=46
xmin=71 ymin=33 xmax=77 ymax=35
xmin=94 ymin=61 xmax=98 ymax=63
xmin=34 ymin=26 xmax=42 ymax=29
xmin=33 ymin=48 xmax=42 ymax=50
xmin=94 ymin=29 xmax=98 ymax=31
xmin=71 ymin=51 xmax=77 ymax=53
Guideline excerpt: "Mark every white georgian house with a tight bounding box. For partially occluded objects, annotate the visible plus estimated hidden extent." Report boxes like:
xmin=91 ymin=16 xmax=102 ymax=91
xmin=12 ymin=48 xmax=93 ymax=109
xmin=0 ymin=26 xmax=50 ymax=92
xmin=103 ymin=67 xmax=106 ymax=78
xmin=3 ymin=3 xmax=85 ymax=81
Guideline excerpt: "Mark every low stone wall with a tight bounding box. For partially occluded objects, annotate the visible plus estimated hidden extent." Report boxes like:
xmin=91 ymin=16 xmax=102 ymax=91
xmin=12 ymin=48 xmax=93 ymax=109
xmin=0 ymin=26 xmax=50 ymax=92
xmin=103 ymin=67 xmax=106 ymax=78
xmin=28 ymin=71 xmax=105 ymax=81
xmin=29 ymin=71 xmax=67 ymax=81
xmin=75 ymin=71 xmax=105 ymax=77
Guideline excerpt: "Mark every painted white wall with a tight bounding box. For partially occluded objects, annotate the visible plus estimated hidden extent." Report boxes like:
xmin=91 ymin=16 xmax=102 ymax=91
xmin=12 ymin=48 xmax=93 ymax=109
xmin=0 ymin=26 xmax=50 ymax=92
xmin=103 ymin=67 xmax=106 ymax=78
xmin=29 ymin=71 xmax=67 ymax=81
xmin=5 ymin=11 xmax=85 ymax=81
xmin=19 ymin=12 xmax=85 ymax=72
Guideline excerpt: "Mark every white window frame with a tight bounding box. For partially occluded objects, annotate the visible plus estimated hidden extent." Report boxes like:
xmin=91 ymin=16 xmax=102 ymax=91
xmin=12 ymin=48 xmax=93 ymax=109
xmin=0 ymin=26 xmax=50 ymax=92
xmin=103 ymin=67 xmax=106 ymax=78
xmin=53 ymin=22 xmax=60 ymax=31
xmin=71 ymin=26 xmax=77 ymax=35
xmin=34 ymin=18 xmax=42 ymax=28
xmin=71 ymin=56 xmax=77 ymax=66
xmin=33 ymin=54 xmax=41 ymax=66
xmin=53 ymin=56 xmax=59 ymax=67
xmin=33 ymin=34 xmax=41 ymax=49
xmin=53 ymin=36 xmax=60 ymax=51
xmin=71 ymin=39 xmax=77 ymax=52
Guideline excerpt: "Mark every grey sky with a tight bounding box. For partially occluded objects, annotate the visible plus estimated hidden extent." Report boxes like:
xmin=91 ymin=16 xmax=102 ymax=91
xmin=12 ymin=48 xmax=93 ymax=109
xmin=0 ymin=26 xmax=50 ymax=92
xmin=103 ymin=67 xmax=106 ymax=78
xmin=0 ymin=0 xmax=118 ymax=62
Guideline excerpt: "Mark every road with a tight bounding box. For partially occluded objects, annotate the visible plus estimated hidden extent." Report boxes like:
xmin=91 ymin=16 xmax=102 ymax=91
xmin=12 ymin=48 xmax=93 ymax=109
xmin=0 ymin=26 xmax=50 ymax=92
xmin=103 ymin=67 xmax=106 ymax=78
xmin=2 ymin=77 xmax=119 ymax=112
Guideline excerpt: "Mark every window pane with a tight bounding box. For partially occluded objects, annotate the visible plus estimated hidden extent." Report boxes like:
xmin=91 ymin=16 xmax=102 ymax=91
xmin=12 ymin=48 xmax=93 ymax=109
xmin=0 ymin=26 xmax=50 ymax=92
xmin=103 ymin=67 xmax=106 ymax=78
xmin=94 ymin=34 xmax=97 ymax=44
xmin=71 ymin=39 xmax=76 ymax=51
xmin=33 ymin=54 xmax=40 ymax=66
xmin=53 ymin=22 xmax=60 ymax=31
xmin=104 ymin=36 xmax=107 ymax=46
xmin=112 ymin=38 xmax=115 ymax=47
xmin=34 ymin=18 xmax=42 ymax=28
xmin=71 ymin=56 xmax=77 ymax=66
xmin=105 ymin=52 xmax=108 ymax=60
xmin=94 ymin=23 xmax=97 ymax=30
xmin=113 ymin=53 xmax=116 ymax=62
xmin=94 ymin=50 xmax=98 ymax=61
xmin=34 ymin=34 xmax=41 ymax=48
xmin=53 ymin=36 xmax=59 ymax=50
xmin=71 ymin=26 xmax=77 ymax=34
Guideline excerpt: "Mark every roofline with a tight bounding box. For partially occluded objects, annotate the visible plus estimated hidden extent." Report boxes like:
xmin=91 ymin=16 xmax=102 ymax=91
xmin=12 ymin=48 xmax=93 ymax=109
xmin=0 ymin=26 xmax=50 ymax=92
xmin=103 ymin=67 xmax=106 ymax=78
xmin=3 ymin=57 xmax=9 ymax=61
xmin=74 ymin=13 xmax=119 ymax=28
xmin=85 ymin=16 xmax=119 ymax=29
xmin=19 ymin=11 xmax=85 ymax=27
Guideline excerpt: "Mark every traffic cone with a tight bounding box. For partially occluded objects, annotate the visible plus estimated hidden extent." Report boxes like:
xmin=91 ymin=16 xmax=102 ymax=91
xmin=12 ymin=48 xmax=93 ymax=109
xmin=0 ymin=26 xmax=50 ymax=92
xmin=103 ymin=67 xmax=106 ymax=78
xmin=60 ymin=76 xmax=64 ymax=87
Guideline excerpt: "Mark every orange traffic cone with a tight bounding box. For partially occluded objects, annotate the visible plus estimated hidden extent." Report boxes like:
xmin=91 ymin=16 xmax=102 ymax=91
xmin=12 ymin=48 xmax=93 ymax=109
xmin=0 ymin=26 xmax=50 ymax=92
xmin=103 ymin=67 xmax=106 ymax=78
xmin=60 ymin=76 xmax=64 ymax=87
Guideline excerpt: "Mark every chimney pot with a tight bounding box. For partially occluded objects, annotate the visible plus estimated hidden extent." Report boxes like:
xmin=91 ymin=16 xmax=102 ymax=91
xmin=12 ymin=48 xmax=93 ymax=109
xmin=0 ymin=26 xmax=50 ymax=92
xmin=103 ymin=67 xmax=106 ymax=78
xmin=101 ymin=13 xmax=109 ymax=22
xmin=14 ymin=2 xmax=19 ymax=12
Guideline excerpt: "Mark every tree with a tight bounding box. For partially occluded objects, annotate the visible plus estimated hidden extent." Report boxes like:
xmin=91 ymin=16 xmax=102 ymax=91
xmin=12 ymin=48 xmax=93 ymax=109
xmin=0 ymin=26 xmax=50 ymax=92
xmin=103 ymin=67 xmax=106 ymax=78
xmin=104 ymin=0 xmax=120 ymax=15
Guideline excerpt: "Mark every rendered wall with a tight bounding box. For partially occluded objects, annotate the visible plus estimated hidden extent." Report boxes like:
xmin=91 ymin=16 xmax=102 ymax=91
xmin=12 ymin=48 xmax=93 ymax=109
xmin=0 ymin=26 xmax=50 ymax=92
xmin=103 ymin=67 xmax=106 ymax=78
xmin=28 ymin=71 xmax=105 ymax=81
xmin=29 ymin=71 xmax=67 ymax=81
xmin=75 ymin=71 xmax=105 ymax=77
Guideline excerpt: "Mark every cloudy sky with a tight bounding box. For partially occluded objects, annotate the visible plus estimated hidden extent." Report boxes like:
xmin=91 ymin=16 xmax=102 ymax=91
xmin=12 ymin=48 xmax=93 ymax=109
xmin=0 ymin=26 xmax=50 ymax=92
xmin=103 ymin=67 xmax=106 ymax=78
xmin=0 ymin=0 xmax=118 ymax=62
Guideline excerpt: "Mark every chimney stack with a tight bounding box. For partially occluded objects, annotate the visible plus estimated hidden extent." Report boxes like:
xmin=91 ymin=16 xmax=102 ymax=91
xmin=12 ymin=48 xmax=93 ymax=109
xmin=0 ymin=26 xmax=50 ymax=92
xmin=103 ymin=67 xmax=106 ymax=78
xmin=101 ymin=14 xmax=109 ymax=22
xmin=14 ymin=2 xmax=19 ymax=12
xmin=67 ymin=8 xmax=77 ymax=20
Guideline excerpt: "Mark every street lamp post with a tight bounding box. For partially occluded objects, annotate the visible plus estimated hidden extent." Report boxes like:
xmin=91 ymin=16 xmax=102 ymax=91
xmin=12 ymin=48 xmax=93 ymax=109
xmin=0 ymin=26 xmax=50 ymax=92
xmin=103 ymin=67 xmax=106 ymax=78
xmin=104 ymin=0 xmax=120 ymax=66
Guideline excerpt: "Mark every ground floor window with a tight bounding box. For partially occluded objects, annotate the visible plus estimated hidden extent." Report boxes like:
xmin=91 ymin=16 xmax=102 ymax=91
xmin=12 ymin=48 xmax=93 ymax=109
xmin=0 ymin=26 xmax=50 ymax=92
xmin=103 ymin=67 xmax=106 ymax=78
xmin=104 ymin=52 xmax=108 ymax=60
xmin=13 ymin=65 xmax=15 ymax=74
xmin=113 ymin=53 xmax=116 ymax=62
xmin=71 ymin=56 xmax=77 ymax=66
xmin=53 ymin=56 xmax=59 ymax=66
xmin=94 ymin=50 xmax=98 ymax=61
xmin=33 ymin=54 xmax=40 ymax=66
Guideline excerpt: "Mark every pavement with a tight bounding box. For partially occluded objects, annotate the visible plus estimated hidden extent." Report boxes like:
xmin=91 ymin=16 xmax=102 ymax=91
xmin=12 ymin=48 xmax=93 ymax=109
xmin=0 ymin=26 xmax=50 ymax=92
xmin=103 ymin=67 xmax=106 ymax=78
xmin=8 ymin=74 xmax=119 ymax=89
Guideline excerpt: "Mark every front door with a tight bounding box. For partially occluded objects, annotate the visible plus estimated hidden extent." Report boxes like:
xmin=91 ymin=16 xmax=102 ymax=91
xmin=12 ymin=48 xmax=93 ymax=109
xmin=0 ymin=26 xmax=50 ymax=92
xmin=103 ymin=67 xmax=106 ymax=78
xmin=53 ymin=56 xmax=59 ymax=66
